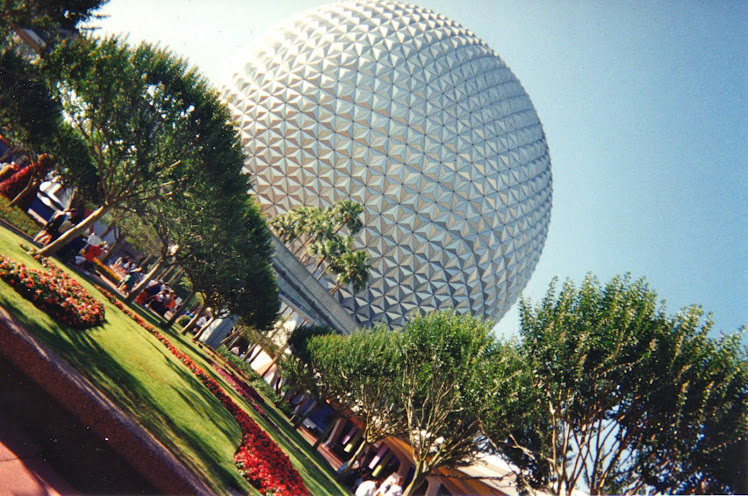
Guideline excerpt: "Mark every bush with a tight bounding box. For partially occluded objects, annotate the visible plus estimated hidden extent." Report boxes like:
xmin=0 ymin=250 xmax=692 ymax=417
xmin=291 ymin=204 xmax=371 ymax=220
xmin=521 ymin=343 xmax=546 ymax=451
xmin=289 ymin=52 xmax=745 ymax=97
xmin=176 ymin=314 xmax=191 ymax=327
xmin=0 ymin=194 xmax=42 ymax=237
xmin=0 ymin=252 xmax=105 ymax=329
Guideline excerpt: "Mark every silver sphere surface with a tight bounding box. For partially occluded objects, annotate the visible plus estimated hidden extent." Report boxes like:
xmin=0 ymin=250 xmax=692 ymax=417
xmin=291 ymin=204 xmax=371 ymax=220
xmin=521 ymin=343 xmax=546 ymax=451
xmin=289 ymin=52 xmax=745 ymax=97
xmin=225 ymin=0 xmax=553 ymax=329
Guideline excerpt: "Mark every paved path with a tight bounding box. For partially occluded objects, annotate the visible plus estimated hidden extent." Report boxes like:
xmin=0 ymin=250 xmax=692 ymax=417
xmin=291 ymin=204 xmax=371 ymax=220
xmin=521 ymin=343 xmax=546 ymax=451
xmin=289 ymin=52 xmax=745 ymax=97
xmin=0 ymin=412 xmax=77 ymax=496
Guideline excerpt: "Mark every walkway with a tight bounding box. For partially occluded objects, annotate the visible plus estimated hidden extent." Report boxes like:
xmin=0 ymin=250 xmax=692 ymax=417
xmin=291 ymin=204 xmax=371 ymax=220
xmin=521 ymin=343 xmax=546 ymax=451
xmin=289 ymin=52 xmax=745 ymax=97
xmin=0 ymin=412 xmax=76 ymax=496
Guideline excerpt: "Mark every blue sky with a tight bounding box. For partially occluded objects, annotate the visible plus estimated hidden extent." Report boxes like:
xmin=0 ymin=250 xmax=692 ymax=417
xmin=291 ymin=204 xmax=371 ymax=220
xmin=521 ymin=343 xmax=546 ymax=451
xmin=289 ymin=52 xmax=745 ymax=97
xmin=90 ymin=0 xmax=747 ymax=340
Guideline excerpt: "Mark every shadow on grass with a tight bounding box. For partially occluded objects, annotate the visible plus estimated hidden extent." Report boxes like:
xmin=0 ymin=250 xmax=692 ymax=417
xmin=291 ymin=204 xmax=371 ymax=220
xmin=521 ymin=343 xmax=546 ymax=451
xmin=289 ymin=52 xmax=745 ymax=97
xmin=0 ymin=292 xmax=247 ymax=493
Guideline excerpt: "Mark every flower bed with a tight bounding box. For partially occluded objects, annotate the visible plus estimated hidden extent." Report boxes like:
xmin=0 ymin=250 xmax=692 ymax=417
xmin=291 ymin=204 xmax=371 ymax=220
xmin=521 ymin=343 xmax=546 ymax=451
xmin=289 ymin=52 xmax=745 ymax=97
xmin=0 ymin=254 xmax=105 ymax=329
xmin=95 ymin=287 xmax=310 ymax=496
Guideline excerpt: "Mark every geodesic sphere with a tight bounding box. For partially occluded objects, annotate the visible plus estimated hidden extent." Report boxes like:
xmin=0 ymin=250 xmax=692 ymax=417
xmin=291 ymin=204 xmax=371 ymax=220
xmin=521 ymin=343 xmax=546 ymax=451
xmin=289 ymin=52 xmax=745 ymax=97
xmin=225 ymin=0 xmax=552 ymax=329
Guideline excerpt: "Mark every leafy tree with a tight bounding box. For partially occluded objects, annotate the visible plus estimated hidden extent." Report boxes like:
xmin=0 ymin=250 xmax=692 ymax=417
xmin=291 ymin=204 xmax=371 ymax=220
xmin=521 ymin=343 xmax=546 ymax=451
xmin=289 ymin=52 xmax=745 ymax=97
xmin=630 ymin=308 xmax=748 ymax=494
xmin=499 ymin=274 xmax=748 ymax=495
xmin=0 ymin=39 xmax=93 ymax=181
xmin=178 ymin=193 xmax=280 ymax=334
xmin=37 ymin=36 xmax=239 ymax=256
xmin=305 ymin=326 xmax=405 ymax=478
xmin=328 ymin=247 xmax=370 ymax=295
xmin=395 ymin=311 xmax=499 ymax=496
xmin=329 ymin=200 xmax=363 ymax=237
xmin=1 ymin=0 xmax=103 ymax=165
xmin=279 ymin=324 xmax=339 ymax=424
xmin=2 ymin=0 xmax=106 ymax=40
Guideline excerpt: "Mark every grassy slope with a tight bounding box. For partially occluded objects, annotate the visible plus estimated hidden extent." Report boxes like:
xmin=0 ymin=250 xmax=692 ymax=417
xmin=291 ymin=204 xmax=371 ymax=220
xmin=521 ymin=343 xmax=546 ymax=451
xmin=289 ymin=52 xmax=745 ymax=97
xmin=0 ymin=194 xmax=42 ymax=236
xmin=0 ymin=226 xmax=347 ymax=495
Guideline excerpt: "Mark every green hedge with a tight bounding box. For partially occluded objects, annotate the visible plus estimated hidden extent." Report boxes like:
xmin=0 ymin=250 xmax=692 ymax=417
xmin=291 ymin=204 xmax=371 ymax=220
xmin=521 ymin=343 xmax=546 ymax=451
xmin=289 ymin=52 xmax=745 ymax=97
xmin=0 ymin=195 xmax=42 ymax=237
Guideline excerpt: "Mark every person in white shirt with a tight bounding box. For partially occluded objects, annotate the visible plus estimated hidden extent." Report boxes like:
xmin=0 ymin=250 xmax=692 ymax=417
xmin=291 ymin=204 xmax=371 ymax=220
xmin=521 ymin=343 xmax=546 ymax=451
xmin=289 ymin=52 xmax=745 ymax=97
xmin=377 ymin=473 xmax=403 ymax=496
xmin=355 ymin=475 xmax=379 ymax=496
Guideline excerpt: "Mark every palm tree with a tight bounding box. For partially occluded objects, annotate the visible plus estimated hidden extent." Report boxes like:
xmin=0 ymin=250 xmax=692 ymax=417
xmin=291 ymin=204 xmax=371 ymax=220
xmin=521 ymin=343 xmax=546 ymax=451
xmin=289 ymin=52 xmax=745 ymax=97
xmin=268 ymin=214 xmax=300 ymax=243
xmin=294 ymin=206 xmax=333 ymax=261
xmin=309 ymin=235 xmax=352 ymax=277
xmin=330 ymin=249 xmax=371 ymax=295
xmin=330 ymin=200 xmax=363 ymax=237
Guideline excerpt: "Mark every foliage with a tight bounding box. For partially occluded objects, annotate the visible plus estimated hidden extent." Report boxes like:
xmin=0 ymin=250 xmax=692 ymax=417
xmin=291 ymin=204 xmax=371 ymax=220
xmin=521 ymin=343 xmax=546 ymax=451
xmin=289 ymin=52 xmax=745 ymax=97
xmin=216 ymin=345 xmax=295 ymax=419
xmin=1 ymin=0 xmax=107 ymax=39
xmin=395 ymin=311 xmax=501 ymax=495
xmin=177 ymin=193 xmax=280 ymax=332
xmin=504 ymin=274 xmax=748 ymax=495
xmin=0 ymin=251 xmax=104 ymax=328
xmin=0 ymin=47 xmax=60 ymax=155
xmin=37 ymin=35 xmax=241 ymax=255
xmin=269 ymin=200 xmax=370 ymax=295
xmin=0 ymin=1 xmax=98 ymax=172
xmin=305 ymin=325 xmax=405 ymax=475
xmin=0 ymin=156 xmax=47 ymax=199
xmin=281 ymin=324 xmax=338 ymax=402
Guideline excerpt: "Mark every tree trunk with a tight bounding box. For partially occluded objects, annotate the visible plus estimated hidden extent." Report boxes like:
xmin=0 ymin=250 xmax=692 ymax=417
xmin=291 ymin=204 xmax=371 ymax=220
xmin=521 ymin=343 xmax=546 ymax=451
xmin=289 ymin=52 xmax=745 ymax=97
xmin=100 ymin=222 xmax=117 ymax=240
xmin=313 ymin=415 xmax=341 ymax=451
xmin=166 ymin=267 xmax=183 ymax=286
xmin=403 ymin=461 xmax=426 ymax=496
xmin=154 ymin=264 xmax=172 ymax=282
xmin=8 ymin=178 xmax=36 ymax=208
xmin=37 ymin=204 xmax=110 ymax=257
xmin=271 ymin=373 xmax=284 ymax=393
xmin=125 ymin=255 xmax=164 ymax=303
xmin=247 ymin=344 xmax=264 ymax=365
xmin=222 ymin=328 xmax=242 ymax=347
xmin=181 ymin=301 xmax=208 ymax=335
xmin=102 ymin=231 xmax=125 ymax=262
xmin=241 ymin=343 xmax=257 ymax=361
xmin=338 ymin=436 xmax=368 ymax=480
xmin=192 ymin=315 xmax=216 ymax=342
xmin=261 ymin=341 xmax=289 ymax=378
xmin=293 ymin=402 xmax=319 ymax=429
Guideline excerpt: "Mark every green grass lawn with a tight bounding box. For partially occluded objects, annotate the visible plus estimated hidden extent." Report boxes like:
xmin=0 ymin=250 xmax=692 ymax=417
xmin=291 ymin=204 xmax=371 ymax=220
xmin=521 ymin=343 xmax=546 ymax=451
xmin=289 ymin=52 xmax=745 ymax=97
xmin=0 ymin=225 xmax=348 ymax=495
xmin=0 ymin=194 xmax=42 ymax=237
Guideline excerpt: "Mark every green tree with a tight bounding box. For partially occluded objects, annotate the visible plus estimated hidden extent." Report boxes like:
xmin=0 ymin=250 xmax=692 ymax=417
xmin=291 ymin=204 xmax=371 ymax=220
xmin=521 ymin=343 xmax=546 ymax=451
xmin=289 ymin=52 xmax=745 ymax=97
xmin=305 ymin=326 xmax=405 ymax=478
xmin=395 ymin=311 xmax=499 ymax=496
xmin=1 ymin=0 xmax=103 ymax=165
xmin=328 ymin=248 xmax=370 ymax=295
xmin=2 ymin=0 xmax=106 ymax=40
xmin=501 ymin=274 xmax=748 ymax=495
xmin=178 ymin=192 xmax=279 ymax=335
xmin=279 ymin=324 xmax=339 ymax=425
xmin=37 ymin=36 xmax=240 ymax=256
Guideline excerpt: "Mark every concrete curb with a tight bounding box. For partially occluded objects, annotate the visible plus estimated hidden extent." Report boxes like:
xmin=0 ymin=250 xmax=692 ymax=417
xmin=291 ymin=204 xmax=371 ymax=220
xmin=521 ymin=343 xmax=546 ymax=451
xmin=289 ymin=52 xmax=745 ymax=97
xmin=0 ymin=306 xmax=215 ymax=495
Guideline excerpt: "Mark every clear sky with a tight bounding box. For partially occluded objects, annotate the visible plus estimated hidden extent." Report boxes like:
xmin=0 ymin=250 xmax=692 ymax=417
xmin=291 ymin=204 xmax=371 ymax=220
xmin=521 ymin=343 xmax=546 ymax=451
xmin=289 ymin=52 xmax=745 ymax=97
xmin=88 ymin=0 xmax=747 ymax=340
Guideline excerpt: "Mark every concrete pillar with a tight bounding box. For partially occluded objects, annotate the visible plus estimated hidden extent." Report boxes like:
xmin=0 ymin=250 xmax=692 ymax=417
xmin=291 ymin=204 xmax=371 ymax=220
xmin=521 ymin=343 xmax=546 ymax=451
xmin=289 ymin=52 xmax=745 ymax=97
xmin=424 ymin=476 xmax=442 ymax=496
xmin=392 ymin=450 xmax=411 ymax=479
xmin=323 ymin=417 xmax=347 ymax=448
xmin=344 ymin=429 xmax=363 ymax=453
xmin=340 ymin=424 xmax=358 ymax=446
xmin=371 ymin=451 xmax=394 ymax=477
xmin=368 ymin=444 xmax=389 ymax=469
